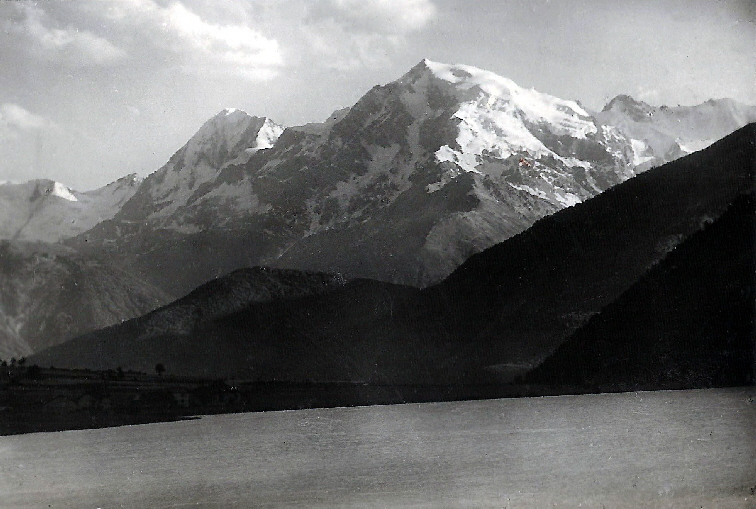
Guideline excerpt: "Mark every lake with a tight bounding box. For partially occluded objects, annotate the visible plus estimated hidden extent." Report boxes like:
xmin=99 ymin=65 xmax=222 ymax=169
xmin=1 ymin=387 xmax=754 ymax=508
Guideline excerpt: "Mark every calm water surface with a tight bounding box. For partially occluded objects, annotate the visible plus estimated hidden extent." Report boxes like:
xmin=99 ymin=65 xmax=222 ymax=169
xmin=1 ymin=388 xmax=754 ymax=508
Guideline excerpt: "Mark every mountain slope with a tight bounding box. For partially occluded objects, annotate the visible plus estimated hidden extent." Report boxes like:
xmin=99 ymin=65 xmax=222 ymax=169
xmin=0 ymin=175 xmax=139 ymax=243
xmin=33 ymin=124 xmax=756 ymax=384
xmin=0 ymin=241 xmax=170 ymax=360
xmin=524 ymin=191 xmax=755 ymax=390
xmin=9 ymin=62 xmax=755 ymax=361
xmin=73 ymin=59 xmax=737 ymax=295
xmin=115 ymin=109 xmax=284 ymax=229
xmin=597 ymin=95 xmax=756 ymax=159
xmin=427 ymin=122 xmax=756 ymax=377
xmin=29 ymin=267 xmax=353 ymax=376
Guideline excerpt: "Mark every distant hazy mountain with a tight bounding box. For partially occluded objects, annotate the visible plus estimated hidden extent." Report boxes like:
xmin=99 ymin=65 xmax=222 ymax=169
xmin=0 ymin=240 xmax=169 ymax=360
xmin=0 ymin=174 xmax=139 ymax=243
xmin=596 ymin=95 xmax=756 ymax=159
xmin=33 ymin=124 xmax=755 ymax=386
xmin=72 ymin=60 xmax=756 ymax=296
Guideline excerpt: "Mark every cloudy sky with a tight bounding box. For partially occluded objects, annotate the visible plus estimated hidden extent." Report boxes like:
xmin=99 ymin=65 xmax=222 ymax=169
xmin=1 ymin=0 xmax=753 ymax=190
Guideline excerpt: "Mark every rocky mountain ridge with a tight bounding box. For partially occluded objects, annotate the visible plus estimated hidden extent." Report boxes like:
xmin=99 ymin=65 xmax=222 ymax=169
xmin=596 ymin=94 xmax=756 ymax=165
xmin=4 ymin=60 xmax=756 ymax=360
xmin=68 ymin=60 xmax=756 ymax=294
xmin=116 ymin=110 xmax=284 ymax=230
xmin=31 ymin=124 xmax=756 ymax=385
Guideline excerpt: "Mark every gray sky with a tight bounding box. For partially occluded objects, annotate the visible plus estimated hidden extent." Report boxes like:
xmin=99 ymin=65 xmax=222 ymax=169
xmin=1 ymin=0 xmax=754 ymax=190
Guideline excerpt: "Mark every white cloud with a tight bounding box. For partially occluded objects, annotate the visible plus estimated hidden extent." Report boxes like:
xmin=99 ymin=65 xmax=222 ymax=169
xmin=310 ymin=0 xmax=437 ymax=34
xmin=0 ymin=103 xmax=55 ymax=141
xmin=302 ymin=26 xmax=398 ymax=70
xmin=636 ymin=87 xmax=662 ymax=105
xmin=303 ymin=0 xmax=437 ymax=70
xmin=11 ymin=4 xmax=126 ymax=66
xmin=105 ymin=0 xmax=283 ymax=81
xmin=165 ymin=3 xmax=283 ymax=69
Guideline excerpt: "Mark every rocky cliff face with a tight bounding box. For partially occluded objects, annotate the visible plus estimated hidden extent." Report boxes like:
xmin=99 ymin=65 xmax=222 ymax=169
xmin=115 ymin=110 xmax=284 ymax=230
xmin=79 ymin=59 xmax=754 ymax=292
xmin=31 ymin=122 xmax=756 ymax=384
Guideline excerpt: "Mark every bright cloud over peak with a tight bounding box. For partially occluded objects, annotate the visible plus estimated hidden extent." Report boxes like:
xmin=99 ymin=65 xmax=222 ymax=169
xmin=302 ymin=0 xmax=438 ymax=70
xmin=162 ymin=2 xmax=283 ymax=76
xmin=12 ymin=0 xmax=285 ymax=82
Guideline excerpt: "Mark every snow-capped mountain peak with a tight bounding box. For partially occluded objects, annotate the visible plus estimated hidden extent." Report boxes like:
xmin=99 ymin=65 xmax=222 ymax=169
xmin=185 ymin=109 xmax=266 ymax=162
xmin=601 ymin=94 xmax=656 ymax=120
xmin=396 ymin=59 xmax=599 ymax=174
xmin=419 ymin=59 xmax=593 ymax=128
xmin=72 ymin=59 xmax=756 ymax=292
xmin=16 ymin=179 xmax=80 ymax=203
xmin=114 ymin=109 xmax=285 ymax=224
xmin=252 ymin=117 xmax=285 ymax=151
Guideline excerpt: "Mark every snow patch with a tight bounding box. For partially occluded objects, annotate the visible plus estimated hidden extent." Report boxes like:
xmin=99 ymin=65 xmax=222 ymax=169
xmin=50 ymin=182 xmax=78 ymax=202
xmin=554 ymin=190 xmax=582 ymax=208
xmin=630 ymin=139 xmax=655 ymax=166
xmin=677 ymin=138 xmax=716 ymax=154
xmin=509 ymin=183 xmax=551 ymax=202
xmin=508 ymin=180 xmax=581 ymax=208
xmin=424 ymin=60 xmax=596 ymax=138
xmin=434 ymin=97 xmax=593 ymax=174
xmin=254 ymin=120 xmax=284 ymax=150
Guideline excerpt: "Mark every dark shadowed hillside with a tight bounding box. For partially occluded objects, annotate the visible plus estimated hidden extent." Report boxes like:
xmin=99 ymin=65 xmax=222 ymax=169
xmin=30 ymin=267 xmax=348 ymax=376
xmin=0 ymin=241 xmax=170 ymax=359
xmin=33 ymin=125 xmax=756 ymax=386
xmin=524 ymin=192 xmax=755 ymax=390
xmin=422 ymin=122 xmax=756 ymax=377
